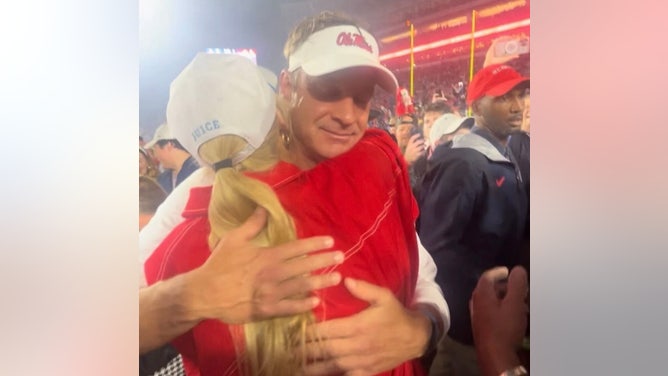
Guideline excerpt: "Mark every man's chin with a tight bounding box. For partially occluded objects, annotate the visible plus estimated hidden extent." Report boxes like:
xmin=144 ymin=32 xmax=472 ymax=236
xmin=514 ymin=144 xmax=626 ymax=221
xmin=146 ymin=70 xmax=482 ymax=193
xmin=314 ymin=143 xmax=355 ymax=160
xmin=508 ymin=120 xmax=522 ymax=129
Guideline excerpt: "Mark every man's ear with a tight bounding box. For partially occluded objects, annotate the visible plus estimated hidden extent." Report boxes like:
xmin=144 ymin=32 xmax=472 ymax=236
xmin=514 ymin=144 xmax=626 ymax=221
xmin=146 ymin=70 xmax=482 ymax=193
xmin=471 ymin=99 xmax=482 ymax=116
xmin=278 ymin=70 xmax=294 ymax=101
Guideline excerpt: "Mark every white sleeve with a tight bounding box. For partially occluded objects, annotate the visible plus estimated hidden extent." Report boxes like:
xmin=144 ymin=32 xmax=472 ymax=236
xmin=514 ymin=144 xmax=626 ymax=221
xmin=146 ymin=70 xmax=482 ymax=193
xmin=138 ymin=167 xmax=214 ymax=286
xmin=414 ymin=232 xmax=450 ymax=333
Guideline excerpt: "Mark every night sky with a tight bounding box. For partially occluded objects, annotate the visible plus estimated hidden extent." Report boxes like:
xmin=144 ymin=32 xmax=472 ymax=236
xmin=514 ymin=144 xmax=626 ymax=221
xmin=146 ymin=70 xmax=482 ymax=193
xmin=139 ymin=0 xmax=369 ymax=139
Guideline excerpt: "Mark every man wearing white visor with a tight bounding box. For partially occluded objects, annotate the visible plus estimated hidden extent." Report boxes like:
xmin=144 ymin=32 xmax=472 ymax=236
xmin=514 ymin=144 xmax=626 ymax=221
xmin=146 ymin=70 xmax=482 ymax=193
xmin=276 ymin=12 xmax=448 ymax=375
xmin=140 ymin=11 xmax=450 ymax=376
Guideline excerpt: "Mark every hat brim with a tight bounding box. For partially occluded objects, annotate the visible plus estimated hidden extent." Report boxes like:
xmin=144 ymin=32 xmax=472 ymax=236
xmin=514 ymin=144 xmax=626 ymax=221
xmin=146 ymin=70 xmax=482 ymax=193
xmin=300 ymin=53 xmax=398 ymax=93
xmin=459 ymin=116 xmax=475 ymax=130
xmin=485 ymin=78 xmax=530 ymax=97
xmin=143 ymin=139 xmax=159 ymax=149
xmin=467 ymin=78 xmax=530 ymax=105
xmin=139 ymin=147 xmax=150 ymax=157
xmin=433 ymin=116 xmax=474 ymax=138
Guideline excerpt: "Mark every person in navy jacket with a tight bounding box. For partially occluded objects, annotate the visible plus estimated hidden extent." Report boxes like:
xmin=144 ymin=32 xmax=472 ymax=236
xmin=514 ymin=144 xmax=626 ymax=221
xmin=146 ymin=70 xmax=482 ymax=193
xmin=417 ymin=64 xmax=530 ymax=376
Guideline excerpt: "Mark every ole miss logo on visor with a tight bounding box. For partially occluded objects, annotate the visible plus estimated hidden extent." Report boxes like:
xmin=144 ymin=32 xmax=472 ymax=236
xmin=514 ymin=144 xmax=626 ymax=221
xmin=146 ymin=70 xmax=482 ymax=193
xmin=336 ymin=32 xmax=372 ymax=53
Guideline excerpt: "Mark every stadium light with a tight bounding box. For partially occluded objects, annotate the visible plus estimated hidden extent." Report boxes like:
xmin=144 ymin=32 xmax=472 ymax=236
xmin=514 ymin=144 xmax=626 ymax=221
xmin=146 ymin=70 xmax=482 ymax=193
xmin=380 ymin=18 xmax=530 ymax=62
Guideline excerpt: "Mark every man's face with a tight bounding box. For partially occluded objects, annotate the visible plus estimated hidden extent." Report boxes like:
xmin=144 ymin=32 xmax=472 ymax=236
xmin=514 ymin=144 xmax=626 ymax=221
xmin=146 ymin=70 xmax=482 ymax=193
xmin=151 ymin=142 xmax=171 ymax=169
xmin=474 ymin=85 xmax=527 ymax=140
xmin=422 ymin=111 xmax=442 ymax=143
xmin=396 ymin=122 xmax=413 ymax=147
xmin=521 ymin=95 xmax=530 ymax=133
xmin=282 ymin=67 xmax=376 ymax=168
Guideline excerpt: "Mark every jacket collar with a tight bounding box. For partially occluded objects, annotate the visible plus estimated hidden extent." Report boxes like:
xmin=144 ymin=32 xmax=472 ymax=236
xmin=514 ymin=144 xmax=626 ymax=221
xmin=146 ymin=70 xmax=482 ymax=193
xmin=452 ymin=126 xmax=510 ymax=163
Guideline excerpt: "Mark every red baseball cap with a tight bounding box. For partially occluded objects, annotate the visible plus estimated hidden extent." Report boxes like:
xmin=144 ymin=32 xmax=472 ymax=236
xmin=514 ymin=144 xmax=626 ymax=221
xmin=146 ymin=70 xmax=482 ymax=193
xmin=466 ymin=64 xmax=529 ymax=105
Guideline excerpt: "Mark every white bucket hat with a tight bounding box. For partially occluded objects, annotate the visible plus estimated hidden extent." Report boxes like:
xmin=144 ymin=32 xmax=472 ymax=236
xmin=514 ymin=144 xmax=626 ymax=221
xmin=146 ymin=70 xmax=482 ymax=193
xmin=166 ymin=53 xmax=277 ymax=167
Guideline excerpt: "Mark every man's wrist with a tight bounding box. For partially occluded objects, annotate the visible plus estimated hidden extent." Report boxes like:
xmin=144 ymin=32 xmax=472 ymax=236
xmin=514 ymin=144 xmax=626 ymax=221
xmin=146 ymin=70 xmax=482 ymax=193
xmin=413 ymin=303 xmax=444 ymax=356
xmin=171 ymin=272 xmax=206 ymax=324
xmin=476 ymin=340 xmax=521 ymax=376
xmin=139 ymin=274 xmax=203 ymax=354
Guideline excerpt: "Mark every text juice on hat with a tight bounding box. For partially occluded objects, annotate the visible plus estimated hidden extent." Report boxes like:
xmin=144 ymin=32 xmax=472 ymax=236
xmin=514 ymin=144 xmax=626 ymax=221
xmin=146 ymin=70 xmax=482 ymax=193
xmin=192 ymin=120 xmax=221 ymax=142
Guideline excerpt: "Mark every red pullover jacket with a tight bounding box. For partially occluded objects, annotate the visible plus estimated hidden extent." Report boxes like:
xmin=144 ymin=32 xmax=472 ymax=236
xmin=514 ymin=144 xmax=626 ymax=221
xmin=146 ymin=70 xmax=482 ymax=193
xmin=145 ymin=129 xmax=422 ymax=376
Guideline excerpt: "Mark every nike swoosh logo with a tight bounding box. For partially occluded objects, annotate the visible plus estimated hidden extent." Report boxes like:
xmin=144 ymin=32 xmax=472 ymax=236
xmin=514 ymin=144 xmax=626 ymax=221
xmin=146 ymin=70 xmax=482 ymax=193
xmin=496 ymin=176 xmax=505 ymax=187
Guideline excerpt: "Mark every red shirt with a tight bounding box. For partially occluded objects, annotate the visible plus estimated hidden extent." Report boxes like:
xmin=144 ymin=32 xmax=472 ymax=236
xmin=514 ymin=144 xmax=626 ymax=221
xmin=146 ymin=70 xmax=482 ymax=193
xmin=145 ymin=129 xmax=423 ymax=375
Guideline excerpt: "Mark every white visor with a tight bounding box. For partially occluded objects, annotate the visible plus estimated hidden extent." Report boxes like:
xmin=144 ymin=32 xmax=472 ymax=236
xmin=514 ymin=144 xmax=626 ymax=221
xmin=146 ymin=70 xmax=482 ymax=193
xmin=288 ymin=25 xmax=398 ymax=92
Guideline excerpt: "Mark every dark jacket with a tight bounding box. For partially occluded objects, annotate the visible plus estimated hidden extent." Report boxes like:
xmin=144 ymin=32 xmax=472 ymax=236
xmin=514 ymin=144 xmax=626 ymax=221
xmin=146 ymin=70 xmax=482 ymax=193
xmin=416 ymin=126 xmax=528 ymax=345
xmin=508 ymin=131 xmax=530 ymax=197
xmin=157 ymin=156 xmax=200 ymax=194
xmin=409 ymin=154 xmax=428 ymax=199
xmin=508 ymin=130 xmax=531 ymax=283
xmin=412 ymin=141 xmax=457 ymax=202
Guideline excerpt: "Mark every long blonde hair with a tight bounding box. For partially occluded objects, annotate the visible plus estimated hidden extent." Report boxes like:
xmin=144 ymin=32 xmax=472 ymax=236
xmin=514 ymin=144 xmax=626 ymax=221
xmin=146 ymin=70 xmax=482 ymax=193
xmin=198 ymin=99 xmax=315 ymax=375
